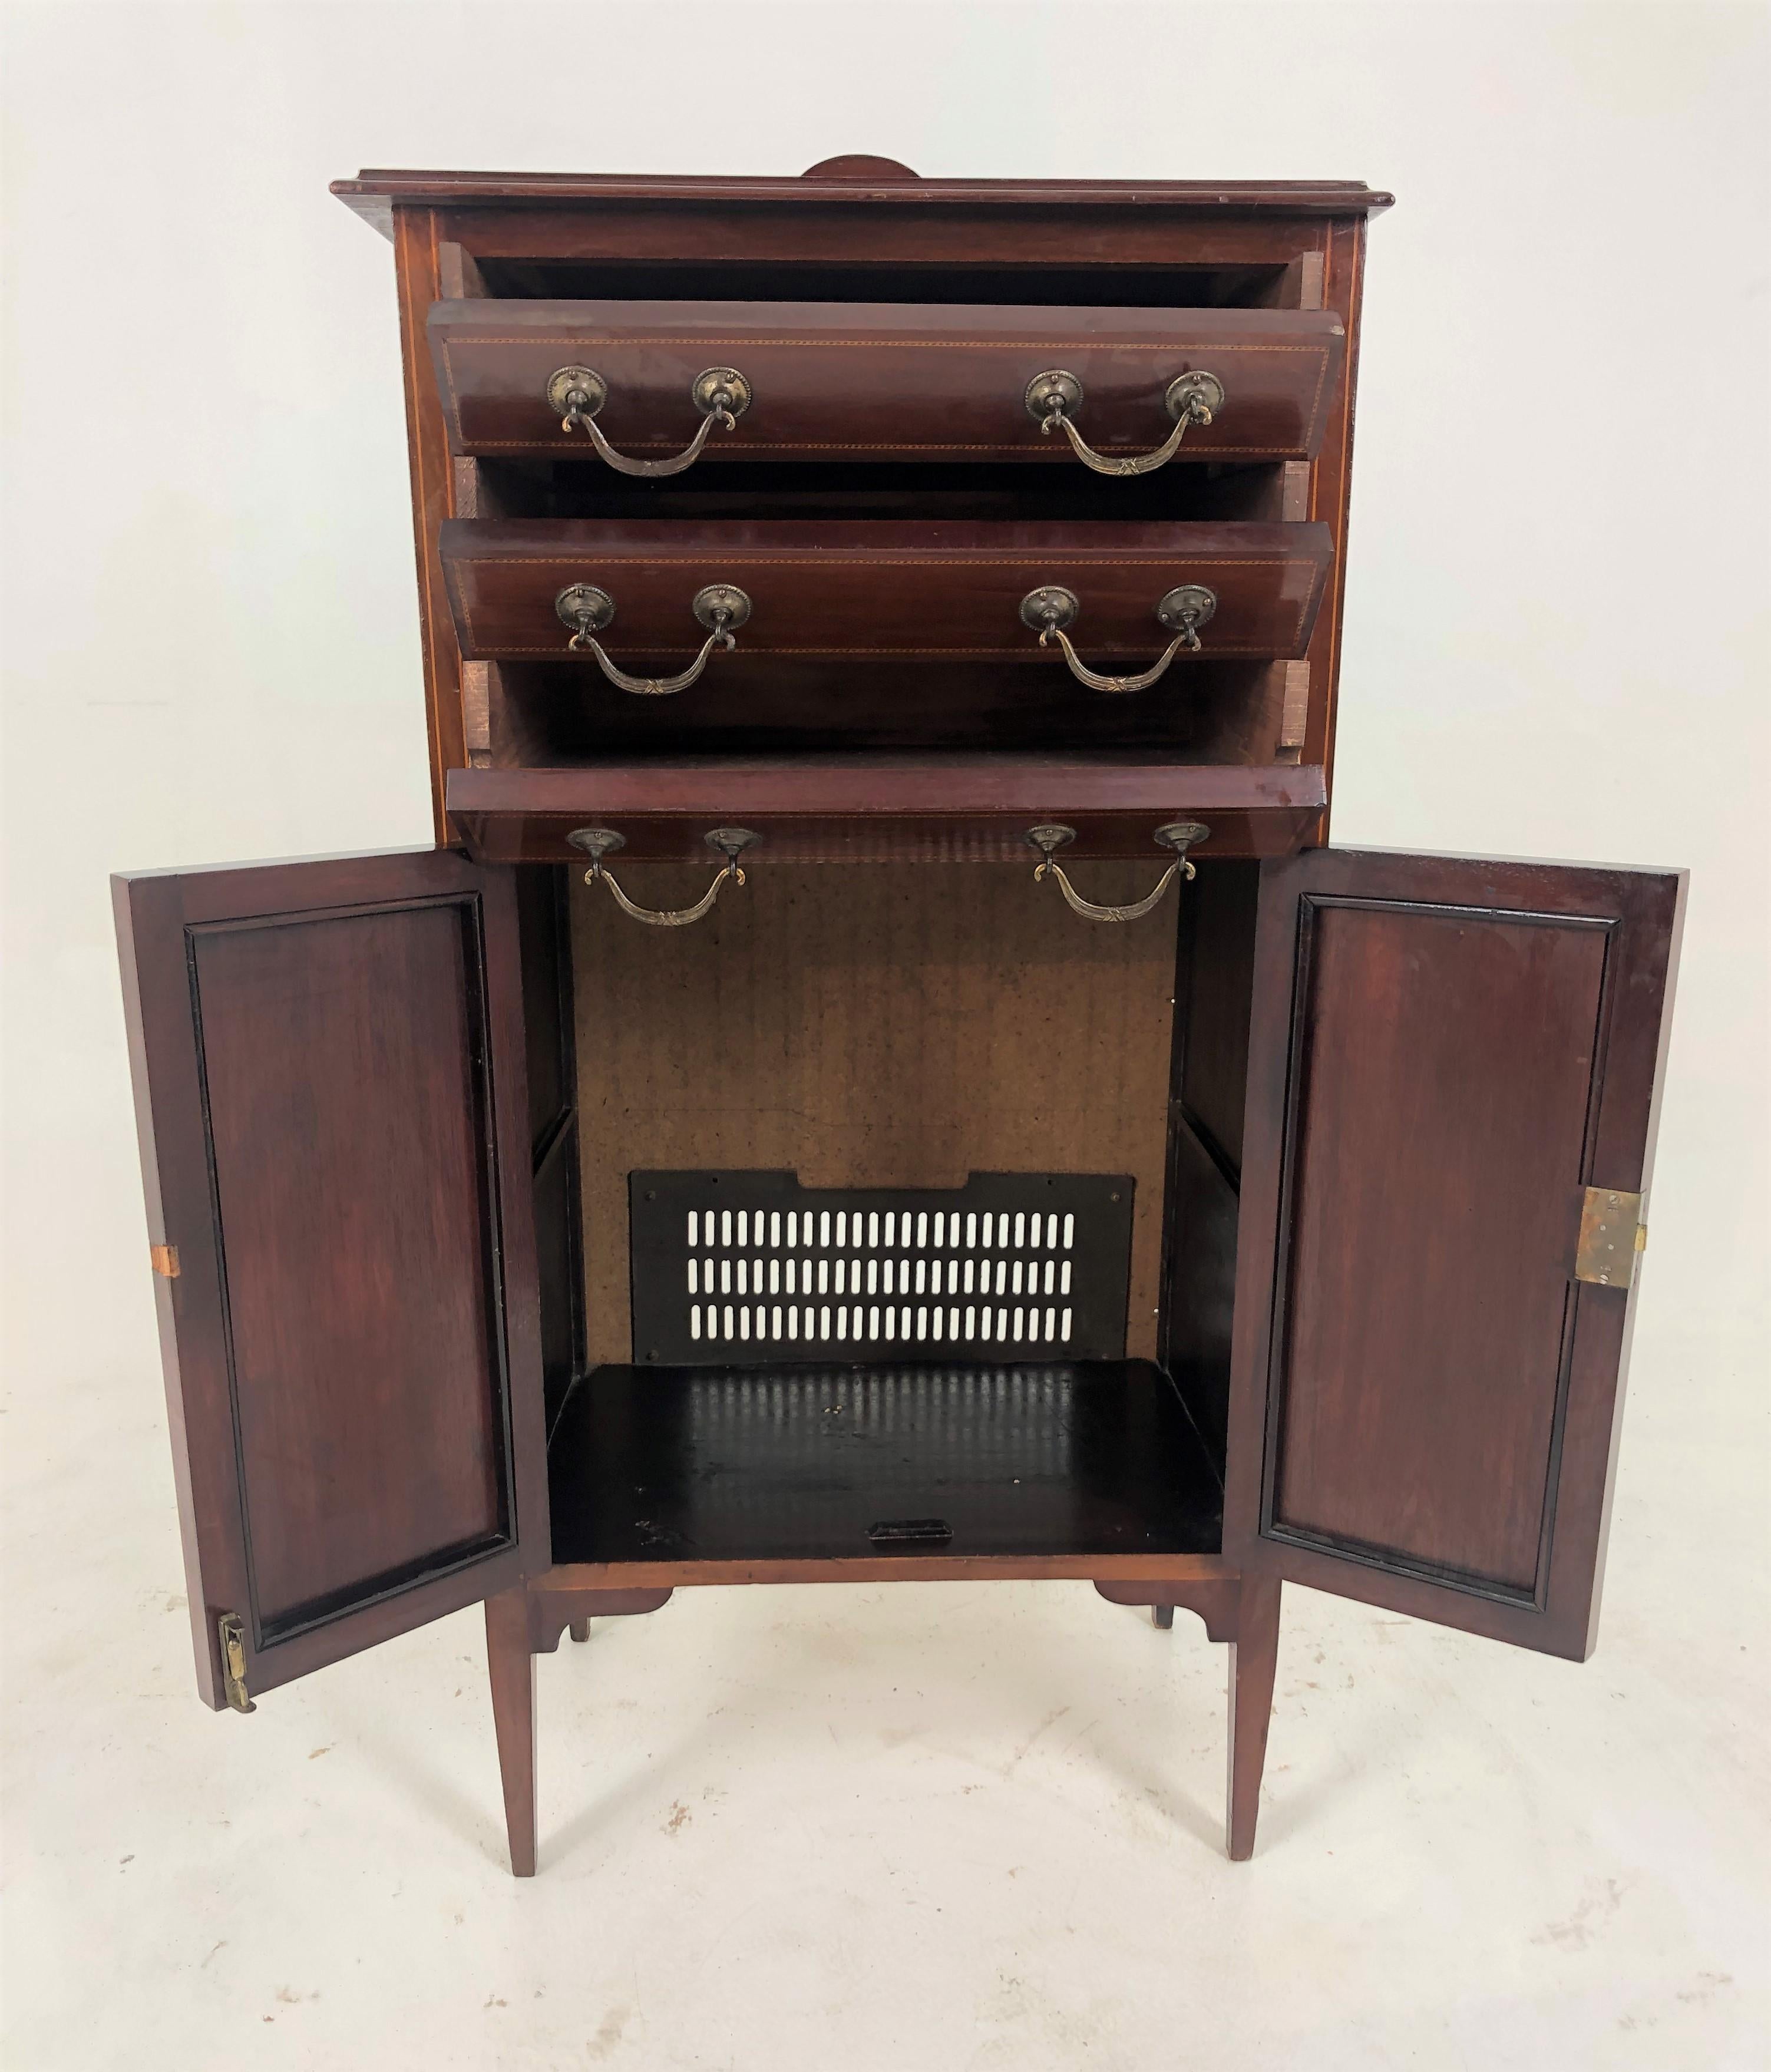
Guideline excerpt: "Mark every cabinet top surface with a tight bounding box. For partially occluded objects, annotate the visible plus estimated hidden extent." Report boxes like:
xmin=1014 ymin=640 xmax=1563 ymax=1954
xmin=332 ymin=162 xmax=1395 ymax=236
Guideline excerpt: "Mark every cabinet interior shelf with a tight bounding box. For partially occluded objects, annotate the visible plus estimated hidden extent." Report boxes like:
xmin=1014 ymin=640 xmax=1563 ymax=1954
xmin=546 ymin=1358 xmax=1225 ymax=1568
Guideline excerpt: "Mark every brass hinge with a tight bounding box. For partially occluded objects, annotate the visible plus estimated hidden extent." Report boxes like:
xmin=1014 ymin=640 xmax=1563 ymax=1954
xmin=1575 ymin=1187 xmax=1646 ymax=1290
xmin=149 ymin=1244 xmax=180 ymax=1278
xmin=217 ymin=1612 xmax=256 ymax=1714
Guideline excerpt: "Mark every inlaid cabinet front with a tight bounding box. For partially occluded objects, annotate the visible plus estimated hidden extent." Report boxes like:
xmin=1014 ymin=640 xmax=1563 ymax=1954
xmin=113 ymin=158 xmax=1683 ymax=1877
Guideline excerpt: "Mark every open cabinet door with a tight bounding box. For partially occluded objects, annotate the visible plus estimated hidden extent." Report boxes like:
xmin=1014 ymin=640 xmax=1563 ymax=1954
xmin=115 ymin=848 xmax=549 ymax=1710
xmin=1224 ymin=848 xmax=1684 ymax=1660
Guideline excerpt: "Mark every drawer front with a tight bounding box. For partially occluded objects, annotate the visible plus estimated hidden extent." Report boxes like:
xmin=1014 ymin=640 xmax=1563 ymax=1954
xmin=439 ymin=520 xmax=1333 ymax=665
xmin=445 ymin=760 xmax=1329 ymax=865
xmin=429 ymin=300 xmax=1346 ymax=463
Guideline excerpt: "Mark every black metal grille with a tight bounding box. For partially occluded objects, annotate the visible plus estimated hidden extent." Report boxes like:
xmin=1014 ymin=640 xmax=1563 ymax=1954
xmin=628 ymin=1170 xmax=1135 ymax=1365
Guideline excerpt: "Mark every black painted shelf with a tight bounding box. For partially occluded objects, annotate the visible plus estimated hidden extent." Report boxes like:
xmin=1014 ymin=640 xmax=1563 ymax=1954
xmin=547 ymin=1358 xmax=1224 ymax=1566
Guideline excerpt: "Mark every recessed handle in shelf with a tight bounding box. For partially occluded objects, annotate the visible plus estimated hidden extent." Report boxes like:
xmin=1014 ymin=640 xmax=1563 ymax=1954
xmin=1025 ymin=821 xmax=1210 ymax=923
xmin=1025 ymin=368 xmax=1223 ymax=476
xmin=569 ymin=825 xmax=760 ymax=927
xmin=868 ymin=1518 xmax=954 ymax=1546
xmin=554 ymin=583 xmax=751 ymax=695
xmin=1020 ymin=584 xmax=1217 ymax=692
xmin=546 ymin=363 xmax=752 ymax=475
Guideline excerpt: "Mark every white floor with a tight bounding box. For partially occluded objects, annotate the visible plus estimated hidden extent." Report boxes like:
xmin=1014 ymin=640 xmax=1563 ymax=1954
xmin=3 ymin=1317 xmax=1766 ymax=2071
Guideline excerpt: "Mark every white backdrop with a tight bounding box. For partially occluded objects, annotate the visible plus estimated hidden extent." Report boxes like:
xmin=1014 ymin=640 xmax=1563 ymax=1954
xmin=4 ymin=2 xmax=1766 ymax=1394
xmin=2 ymin=5 xmax=1767 ymax=2063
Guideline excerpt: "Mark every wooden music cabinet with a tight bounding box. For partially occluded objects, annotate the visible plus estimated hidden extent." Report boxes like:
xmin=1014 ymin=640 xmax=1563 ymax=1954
xmin=113 ymin=160 xmax=1685 ymax=1876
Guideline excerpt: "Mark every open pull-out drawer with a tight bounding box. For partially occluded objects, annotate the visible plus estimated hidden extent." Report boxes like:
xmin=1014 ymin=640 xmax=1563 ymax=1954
xmin=438 ymin=520 xmax=1334 ymax=683
xmin=429 ymin=300 xmax=1346 ymax=466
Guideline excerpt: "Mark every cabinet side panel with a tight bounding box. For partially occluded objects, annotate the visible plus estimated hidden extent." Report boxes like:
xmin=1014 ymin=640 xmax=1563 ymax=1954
xmin=1304 ymin=214 xmax=1366 ymax=822
xmin=393 ymin=206 xmax=465 ymax=841
xmin=1177 ymin=859 xmax=1260 ymax=1172
xmin=518 ymin=864 xmax=586 ymax=1429
xmin=1158 ymin=858 xmax=1260 ymax=1461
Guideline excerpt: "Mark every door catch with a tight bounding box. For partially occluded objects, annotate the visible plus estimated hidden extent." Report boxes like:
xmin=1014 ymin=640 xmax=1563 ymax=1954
xmin=217 ymin=1612 xmax=256 ymax=1713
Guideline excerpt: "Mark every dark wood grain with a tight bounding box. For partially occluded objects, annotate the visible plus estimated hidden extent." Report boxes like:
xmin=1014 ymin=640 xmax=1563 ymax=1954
xmin=1157 ymin=858 xmax=1263 ymax=1463
xmin=525 ymin=1586 xmax=673 ymax=1654
xmin=333 ymin=168 xmax=1393 ymax=242
xmin=1174 ymin=857 xmax=1263 ymax=1172
xmin=1302 ymin=215 xmax=1367 ymax=815
xmin=440 ymin=518 xmax=1333 ymax=663
xmin=485 ymin=1588 xmax=537 ymax=1876
xmin=1227 ymin=1575 xmax=1280 ymax=1860
xmin=541 ymin=1551 xmax=1237 ymax=1589
xmin=447 ymin=756 xmax=1326 ymax=864
xmin=546 ymin=1361 xmax=1224 ymax=1568
xmin=516 ymin=865 xmax=584 ymax=1429
xmin=1093 ymin=1575 xmax=1241 ymax=1641
xmin=429 ymin=299 xmax=1344 ymax=460
xmin=1224 ymin=850 xmax=1686 ymax=1659
xmin=392 ymin=209 xmax=463 ymax=844
xmin=113 ymin=849 xmax=549 ymax=1704
xmin=338 ymin=169 xmax=1375 ymax=838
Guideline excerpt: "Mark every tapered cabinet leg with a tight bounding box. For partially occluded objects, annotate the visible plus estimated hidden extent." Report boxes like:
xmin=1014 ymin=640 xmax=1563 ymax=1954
xmin=1227 ymin=1575 xmax=1281 ymax=1862
xmin=485 ymin=1587 xmax=537 ymax=1878
xmin=569 ymin=1618 xmax=590 ymax=1643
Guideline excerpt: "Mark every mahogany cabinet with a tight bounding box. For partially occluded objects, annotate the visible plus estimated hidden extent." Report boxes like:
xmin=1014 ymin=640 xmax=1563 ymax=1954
xmin=114 ymin=158 xmax=1684 ymax=1877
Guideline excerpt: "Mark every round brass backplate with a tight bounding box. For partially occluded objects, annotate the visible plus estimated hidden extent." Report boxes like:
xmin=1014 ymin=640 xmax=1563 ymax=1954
xmin=555 ymin=583 xmax=616 ymax=631
xmin=567 ymin=826 xmax=627 ymax=861
xmin=1157 ymin=584 xmax=1217 ymax=631
xmin=1164 ymin=370 xmax=1224 ymax=422
xmin=705 ymin=826 xmax=762 ymax=860
xmin=1024 ymin=369 xmax=1084 ymax=421
xmin=1154 ymin=821 xmax=1211 ymax=854
xmin=1019 ymin=585 xmax=1081 ymax=633
xmin=692 ymin=366 xmax=752 ymax=418
xmin=1024 ymin=823 xmax=1079 ymax=858
xmin=692 ymin=584 xmax=752 ymax=632
xmin=546 ymin=365 xmax=607 ymax=418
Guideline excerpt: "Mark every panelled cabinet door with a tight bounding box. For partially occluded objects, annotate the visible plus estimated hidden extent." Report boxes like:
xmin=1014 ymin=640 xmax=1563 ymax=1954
xmin=114 ymin=848 xmax=549 ymax=1710
xmin=1224 ymin=848 xmax=1684 ymax=1660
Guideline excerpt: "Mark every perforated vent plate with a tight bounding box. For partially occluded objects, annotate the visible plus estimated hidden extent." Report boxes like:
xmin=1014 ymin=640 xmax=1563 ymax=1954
xmin=629 ymin=1171 xmax=1135 ymax=1366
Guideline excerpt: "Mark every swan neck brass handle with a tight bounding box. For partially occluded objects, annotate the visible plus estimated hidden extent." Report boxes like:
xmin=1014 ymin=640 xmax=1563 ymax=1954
xmin=556 ymin=583 xmax=750 ymax=695
xmin=1025 ymin=368 xmax=1222 ymax=477
xmin=570 ymin=826 xmax=760 ymax=927
xmin=1025 ymin=822 xmax=1210 ymax=923
xmin=1020 ymin=584 xmax=1217 ymax=693
xmin=546 ymin=364 xmax=751 ymax=476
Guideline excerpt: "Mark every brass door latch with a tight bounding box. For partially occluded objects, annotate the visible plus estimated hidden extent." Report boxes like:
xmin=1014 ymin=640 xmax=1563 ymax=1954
xmin=217 ymin=1612 xmax=255 ymax=1713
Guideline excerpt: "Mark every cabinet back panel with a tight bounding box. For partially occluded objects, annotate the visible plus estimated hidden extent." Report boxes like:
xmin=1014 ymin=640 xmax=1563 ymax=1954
xmin=571 ymin=864 xmax=1177 ymax=1364
xmin=190 ymin=904 xmax=505 ymax=1627
xmin=1272 ymin=902 xmax=1608 ymax=1589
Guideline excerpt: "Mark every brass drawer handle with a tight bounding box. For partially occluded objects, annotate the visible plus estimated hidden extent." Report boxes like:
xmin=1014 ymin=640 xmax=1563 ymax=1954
xmin=1025 ymin=822 xmax=1208 ymax=922
xmin=569 ymin=826 xmax=759 ymax=927
xmin=1025 ymin=368 xmax=1222 ymax=477
xmin=555 ymin=583 xmax=750 ymax=695
xmin=1020 ymin=584 xmax=1217 ymax=692
xmin=546 ymin=365 xmax=751 ymax=475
